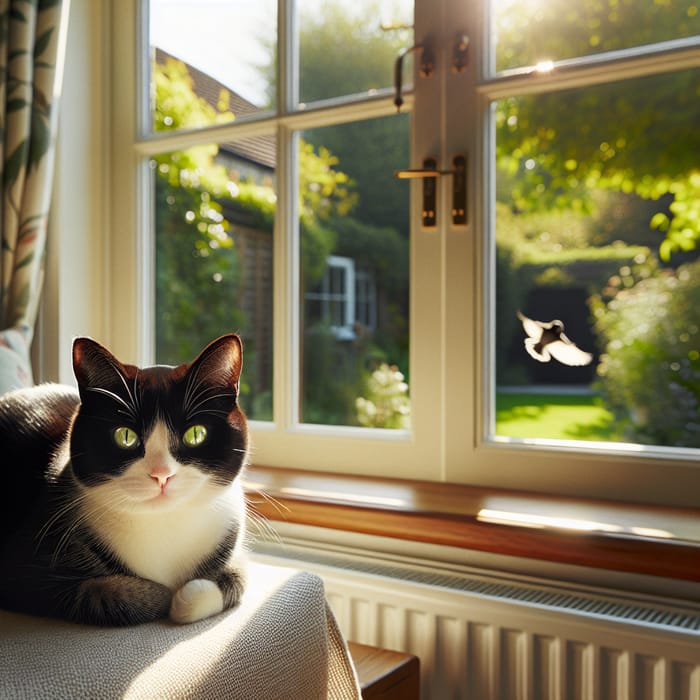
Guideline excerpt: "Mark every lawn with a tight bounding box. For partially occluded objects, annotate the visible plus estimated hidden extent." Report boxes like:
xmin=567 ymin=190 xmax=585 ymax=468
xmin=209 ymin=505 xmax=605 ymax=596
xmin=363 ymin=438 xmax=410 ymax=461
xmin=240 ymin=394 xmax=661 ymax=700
xmin=495 ymin=391 xmax=619 ymax=441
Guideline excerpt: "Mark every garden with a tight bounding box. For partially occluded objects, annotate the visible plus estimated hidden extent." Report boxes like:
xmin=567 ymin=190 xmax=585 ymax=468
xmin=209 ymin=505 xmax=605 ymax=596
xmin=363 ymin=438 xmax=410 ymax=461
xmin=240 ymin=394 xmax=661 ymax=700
xmin=150 ymin=1 xmax=700 ymax=449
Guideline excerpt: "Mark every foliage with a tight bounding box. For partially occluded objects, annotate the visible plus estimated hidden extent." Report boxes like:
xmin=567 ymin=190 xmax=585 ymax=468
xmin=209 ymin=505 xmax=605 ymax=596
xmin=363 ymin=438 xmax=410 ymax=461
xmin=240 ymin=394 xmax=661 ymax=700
xmin=154 ymin=56 xmax=234 ymax=131
xmin=153 ymin=54 xmax=412 ymax=425
xmin=495 ymin=0 xmax=700 ymax=258
xmin=299 ymin=141 xmax=357 ymax=223
xmin=297 ymin=141 xmax=355 ymax=288
xmin=304 ymin=116 xmax=410 ymax=237
xmin=332 ymin=217 xmax=408 ymax=296
xmin=495 ymin=0 xmax=699 ymax=71
xmin=279 ymin=3 xmax=412 ymax=425
xmin=356 ymin=363 xmax=410 ymax=429
xmin=153 ymin=58 xmax=356 ymax=367
xmin=153 ymin=58 xmax=242 ymax=363
xmin=294 ymin=1 xmax=411 ymax=237
xmin=591 ymin=258 xmax=700 ymax=447
xmin=301 ymin=327 xmax=366 ymax=425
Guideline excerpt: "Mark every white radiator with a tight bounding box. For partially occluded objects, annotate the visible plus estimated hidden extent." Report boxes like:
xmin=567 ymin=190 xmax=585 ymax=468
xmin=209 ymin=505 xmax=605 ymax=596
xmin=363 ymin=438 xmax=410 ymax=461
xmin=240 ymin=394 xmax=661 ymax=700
xmin=252 ymin=549 xmax=700 ymax=700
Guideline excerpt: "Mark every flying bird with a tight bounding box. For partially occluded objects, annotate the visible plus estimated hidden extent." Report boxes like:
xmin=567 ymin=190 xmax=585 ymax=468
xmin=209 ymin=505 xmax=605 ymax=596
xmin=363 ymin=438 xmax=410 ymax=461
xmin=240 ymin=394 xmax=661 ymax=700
xmin=516 ymin=311 xmax=593 ymax=366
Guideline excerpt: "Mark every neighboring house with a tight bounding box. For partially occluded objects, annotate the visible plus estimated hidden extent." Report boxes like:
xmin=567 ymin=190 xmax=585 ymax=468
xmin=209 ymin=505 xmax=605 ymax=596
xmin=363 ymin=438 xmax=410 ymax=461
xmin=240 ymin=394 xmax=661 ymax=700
xmin=154 ymin=49 xmax=380 ymax=382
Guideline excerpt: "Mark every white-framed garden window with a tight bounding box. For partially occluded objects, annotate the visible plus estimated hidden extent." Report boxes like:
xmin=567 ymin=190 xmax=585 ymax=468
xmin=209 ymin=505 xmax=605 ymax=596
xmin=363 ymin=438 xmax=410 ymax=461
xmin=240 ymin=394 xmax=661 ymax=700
xmin=102 ymin=0 xmax=700 ymax=506
xmin=304 ymin=256 xmax=376 ymax=341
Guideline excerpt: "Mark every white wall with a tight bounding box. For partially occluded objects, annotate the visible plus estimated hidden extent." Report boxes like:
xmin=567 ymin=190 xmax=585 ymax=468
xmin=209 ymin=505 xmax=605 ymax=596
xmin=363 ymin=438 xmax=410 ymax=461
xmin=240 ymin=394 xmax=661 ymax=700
xmin=38 ymin=0 xmax=110 ymax=384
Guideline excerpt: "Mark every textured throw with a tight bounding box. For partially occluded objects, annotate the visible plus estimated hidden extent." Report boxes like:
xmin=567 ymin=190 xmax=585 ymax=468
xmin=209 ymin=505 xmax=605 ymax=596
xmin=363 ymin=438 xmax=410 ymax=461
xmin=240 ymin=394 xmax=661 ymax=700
xmin=0 ymin=562 xmax=360 ymax=700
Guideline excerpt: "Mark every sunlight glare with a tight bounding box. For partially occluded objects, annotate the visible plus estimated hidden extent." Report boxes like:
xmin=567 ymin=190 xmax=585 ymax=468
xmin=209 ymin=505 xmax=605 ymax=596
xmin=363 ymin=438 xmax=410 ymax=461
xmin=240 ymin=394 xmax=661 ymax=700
xmin=534 ymin=59 xmax=554 ymax=73
xmin=478 ymin=508 xmax=625 ymax=534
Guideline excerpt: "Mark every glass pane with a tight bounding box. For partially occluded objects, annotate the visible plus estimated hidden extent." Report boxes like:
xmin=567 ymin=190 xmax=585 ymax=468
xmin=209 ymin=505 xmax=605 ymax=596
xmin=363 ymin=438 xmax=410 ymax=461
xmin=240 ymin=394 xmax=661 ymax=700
xmin=149 ymin=0 xmax=276 ymax=132
xmin=493 ymin=0 xmax=700 ymax=73
xmin=494 ymin=69 xmax=700 ymax=448
xmin=299 ymin=115 xmax=410 ymax=428
xmin=153 ymin=136 xmax=276 ymax=422
xmin=297 ymin=0 xmax=413 ymax=104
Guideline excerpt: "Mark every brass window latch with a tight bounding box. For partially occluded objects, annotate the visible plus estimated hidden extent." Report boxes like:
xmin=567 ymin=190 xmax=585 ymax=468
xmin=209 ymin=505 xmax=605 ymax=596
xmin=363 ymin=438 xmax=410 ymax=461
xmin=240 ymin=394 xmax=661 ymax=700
xmin=393 ymin=33 xmax=469 ymax=112
xmin=395 ymin=155 xmax=467 ymax=227
xmin=393 ymin=38 xmax=435 ymax=113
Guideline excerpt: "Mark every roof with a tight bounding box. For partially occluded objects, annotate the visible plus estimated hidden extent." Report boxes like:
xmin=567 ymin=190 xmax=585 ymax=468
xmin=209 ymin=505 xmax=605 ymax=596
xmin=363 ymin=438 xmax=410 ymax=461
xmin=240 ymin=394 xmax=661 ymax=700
xmin=154 ymin=48 xmax=275 ymax=171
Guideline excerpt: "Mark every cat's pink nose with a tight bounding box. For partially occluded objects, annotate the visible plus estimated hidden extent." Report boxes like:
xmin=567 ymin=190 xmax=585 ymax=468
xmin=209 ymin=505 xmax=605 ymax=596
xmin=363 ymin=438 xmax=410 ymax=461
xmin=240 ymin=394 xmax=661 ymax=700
xmin=149 ymin=464 xmax=174 ymax=489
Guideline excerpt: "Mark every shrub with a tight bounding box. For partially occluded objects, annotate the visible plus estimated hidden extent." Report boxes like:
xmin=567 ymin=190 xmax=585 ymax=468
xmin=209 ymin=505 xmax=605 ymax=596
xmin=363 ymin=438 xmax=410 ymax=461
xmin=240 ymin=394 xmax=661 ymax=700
xmin=355 ymin=363 xmax=410 ymax=429
xmin=592 ymin=258 xmax=700 ymax=447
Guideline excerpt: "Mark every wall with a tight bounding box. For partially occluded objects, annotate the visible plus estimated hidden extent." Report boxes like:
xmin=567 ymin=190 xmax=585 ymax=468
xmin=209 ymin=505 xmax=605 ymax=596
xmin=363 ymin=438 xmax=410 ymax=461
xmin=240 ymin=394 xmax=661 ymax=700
xmin=39 ymin=0 xmax=110 ymax=384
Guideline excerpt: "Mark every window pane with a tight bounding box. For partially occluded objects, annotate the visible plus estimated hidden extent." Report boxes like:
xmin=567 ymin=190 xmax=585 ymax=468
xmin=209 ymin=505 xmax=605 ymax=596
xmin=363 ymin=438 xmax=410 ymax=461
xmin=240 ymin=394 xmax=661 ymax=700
xmin=297 ymin=0 xmax=413 ymax=105
xmin=494 ymin=69 xmax=700 ymax=449
xmin=493 ymin=0 xmax=700 ymax=73
xmin=153 ymin=137 xmax=276 ymax=422
xmin=149 ymin=0 xmax=276 ymax=132
xmin=299 ymin=115 xmax=410 ymax=428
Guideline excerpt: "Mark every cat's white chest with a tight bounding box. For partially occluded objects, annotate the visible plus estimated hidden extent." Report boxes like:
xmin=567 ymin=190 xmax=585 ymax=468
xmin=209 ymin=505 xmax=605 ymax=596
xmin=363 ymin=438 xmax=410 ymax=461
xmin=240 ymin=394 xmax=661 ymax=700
xmin=109 ymin=486 xmax=242 ymax=590
xmin=86 ymin=476 xmax=245 ymax=589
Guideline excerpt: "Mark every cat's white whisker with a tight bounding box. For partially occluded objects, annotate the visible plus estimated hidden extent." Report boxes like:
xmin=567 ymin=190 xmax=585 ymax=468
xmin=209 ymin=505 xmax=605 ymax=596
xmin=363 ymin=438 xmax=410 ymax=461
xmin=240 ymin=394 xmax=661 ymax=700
xmin=35 ymin=491 xmax=89 ymax=552
xmin=249 ymin=489 xmax=290 ymax=516
xmin=245 ymin=507 xmax=282 ymax=546
xmin=85 ymin=386 xmax=138 ymax=421
xmin=107 ymin=355 xmax=140 ymax=415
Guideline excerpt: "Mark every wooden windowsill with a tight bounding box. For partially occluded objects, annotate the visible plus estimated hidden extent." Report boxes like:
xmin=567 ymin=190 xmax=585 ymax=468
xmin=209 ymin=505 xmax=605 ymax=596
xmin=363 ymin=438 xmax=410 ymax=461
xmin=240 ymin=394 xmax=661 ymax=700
xmin=245 ymin=465 xmax=700 ymax=583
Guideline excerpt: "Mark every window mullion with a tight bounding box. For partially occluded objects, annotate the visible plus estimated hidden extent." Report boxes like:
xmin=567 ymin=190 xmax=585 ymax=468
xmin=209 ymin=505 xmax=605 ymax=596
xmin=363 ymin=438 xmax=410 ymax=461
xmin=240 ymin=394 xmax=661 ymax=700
xmin=268 ymin=0 xmax=297 ymax=431
xmin=278 ymin=0 xmax=298 ymax=115
xmin=441 ymin=0 xmax=481 ymax=482
xmin=269 ymin=124 xmax=299 ymax=431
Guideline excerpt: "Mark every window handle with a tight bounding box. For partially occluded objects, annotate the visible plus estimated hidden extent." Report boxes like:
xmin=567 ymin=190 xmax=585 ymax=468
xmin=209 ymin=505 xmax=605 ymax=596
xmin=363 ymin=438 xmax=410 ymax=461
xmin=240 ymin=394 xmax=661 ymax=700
xmin=394 ymin=38 xmax=435 ymax=113
xmin=395 ymin=155 xmax=467 ymax=227
xmin=452 ymin=34 xmax=469 ymax=73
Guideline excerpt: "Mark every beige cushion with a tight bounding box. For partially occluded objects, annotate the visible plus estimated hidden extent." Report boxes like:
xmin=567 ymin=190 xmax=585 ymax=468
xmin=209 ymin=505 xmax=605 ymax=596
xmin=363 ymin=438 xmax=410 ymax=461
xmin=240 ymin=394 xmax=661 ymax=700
xmin=0 ymin=562 xmax=360 ymax=699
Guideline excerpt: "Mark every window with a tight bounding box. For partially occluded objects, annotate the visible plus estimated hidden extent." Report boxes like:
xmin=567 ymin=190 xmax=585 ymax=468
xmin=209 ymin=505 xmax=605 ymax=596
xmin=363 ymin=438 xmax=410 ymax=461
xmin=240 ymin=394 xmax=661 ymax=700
xmin=106 ymin=0 xmax=700 ymax=506
xmin=305 ymin=256 xmax=377 ymax=342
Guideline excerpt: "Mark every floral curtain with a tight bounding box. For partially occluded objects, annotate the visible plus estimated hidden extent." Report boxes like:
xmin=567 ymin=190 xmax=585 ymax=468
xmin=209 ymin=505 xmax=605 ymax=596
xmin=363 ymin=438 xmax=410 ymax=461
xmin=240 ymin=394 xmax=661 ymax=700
xmin=0 ymin=0 xmax=67 ymax=387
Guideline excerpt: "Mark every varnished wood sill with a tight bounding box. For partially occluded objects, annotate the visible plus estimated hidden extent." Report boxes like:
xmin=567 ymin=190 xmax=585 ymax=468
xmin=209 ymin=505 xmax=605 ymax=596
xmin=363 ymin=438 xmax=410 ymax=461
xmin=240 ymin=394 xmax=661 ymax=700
xmin=245 ymin=465 xmax=700 ymax=584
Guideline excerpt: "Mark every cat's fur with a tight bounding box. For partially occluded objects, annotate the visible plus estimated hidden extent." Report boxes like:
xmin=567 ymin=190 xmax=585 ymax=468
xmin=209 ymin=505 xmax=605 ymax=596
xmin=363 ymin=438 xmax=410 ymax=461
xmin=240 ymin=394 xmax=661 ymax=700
xmin=0 ymin=334 xmax=248 ymax=626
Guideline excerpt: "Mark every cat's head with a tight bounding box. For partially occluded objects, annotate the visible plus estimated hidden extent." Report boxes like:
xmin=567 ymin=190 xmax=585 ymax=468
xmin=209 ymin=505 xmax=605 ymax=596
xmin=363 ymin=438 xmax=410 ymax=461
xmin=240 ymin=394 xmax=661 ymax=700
xmin=69 ymin=335 xmax=248 ymax=510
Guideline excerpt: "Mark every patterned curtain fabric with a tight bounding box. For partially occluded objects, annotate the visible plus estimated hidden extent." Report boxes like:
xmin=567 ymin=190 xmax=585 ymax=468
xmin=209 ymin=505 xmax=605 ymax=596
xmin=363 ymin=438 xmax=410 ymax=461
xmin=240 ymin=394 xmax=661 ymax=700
xmin=0 ymin=0 xmax=67 ymax=387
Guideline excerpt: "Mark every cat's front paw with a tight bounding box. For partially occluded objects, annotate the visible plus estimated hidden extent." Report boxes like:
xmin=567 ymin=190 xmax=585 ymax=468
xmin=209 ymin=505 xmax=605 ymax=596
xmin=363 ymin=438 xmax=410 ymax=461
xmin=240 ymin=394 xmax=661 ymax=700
xmin=170 ymin=579 xmax=224 ymax=624
xmin=73 ymin=575 xmax=171 ymax=626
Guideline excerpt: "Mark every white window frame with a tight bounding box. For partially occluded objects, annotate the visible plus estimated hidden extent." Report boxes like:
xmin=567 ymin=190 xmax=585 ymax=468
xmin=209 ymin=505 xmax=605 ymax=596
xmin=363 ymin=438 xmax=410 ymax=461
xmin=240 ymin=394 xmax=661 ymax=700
xmin=48 ymin=0 xmax=700 ymax=508
xmin=305 ymin=255 xmax=357 ymax=341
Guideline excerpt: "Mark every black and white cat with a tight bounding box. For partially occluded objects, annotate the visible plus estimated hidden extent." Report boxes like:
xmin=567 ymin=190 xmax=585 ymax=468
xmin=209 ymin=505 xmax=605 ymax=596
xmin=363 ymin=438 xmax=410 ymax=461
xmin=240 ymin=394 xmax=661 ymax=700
xmin=0 ymin=334 xmax=248 ymax=626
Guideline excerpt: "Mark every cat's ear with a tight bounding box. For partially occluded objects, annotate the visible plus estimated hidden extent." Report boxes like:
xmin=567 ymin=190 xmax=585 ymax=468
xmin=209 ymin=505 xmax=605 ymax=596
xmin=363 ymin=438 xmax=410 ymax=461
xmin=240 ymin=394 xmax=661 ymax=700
xmin=72 ymin=337 xmax=128 ymax=391
xmin=188 ymin=334 xmax=243 ymax=393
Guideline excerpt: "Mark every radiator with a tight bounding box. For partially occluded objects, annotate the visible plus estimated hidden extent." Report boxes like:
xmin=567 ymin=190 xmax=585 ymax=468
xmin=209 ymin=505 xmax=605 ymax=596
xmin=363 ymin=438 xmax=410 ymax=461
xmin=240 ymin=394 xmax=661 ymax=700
xmin=252 ymin=549 xmax=700 ymax=699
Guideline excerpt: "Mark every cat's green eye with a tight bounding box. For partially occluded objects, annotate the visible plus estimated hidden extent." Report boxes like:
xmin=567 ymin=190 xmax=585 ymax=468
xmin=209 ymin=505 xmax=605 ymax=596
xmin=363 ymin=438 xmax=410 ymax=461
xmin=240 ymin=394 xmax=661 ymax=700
xmin=113 ymin=426 xmax=140 ymax=450
xmin=183 ymin=424 xmax=208 ymax=447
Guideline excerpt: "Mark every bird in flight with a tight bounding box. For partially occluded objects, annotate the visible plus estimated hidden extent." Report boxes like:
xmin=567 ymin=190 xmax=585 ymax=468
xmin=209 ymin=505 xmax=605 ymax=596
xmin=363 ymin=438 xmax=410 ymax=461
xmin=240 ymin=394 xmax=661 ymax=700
xmin=516 ymin=311 xmax=593 ymax=366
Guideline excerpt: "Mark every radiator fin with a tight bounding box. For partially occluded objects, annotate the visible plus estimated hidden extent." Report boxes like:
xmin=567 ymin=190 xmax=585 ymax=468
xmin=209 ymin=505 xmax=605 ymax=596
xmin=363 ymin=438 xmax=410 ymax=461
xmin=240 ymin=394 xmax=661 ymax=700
xmin=252 ymin=549 xmax=700 ymax=699
xmin=254 ymin=543 xmax=700 ymax=633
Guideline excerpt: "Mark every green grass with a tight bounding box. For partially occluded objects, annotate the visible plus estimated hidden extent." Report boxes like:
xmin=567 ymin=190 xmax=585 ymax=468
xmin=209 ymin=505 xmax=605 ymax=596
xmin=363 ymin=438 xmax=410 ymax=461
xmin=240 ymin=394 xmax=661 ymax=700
xmin=496 ymin=391 xmax=619 ymax=441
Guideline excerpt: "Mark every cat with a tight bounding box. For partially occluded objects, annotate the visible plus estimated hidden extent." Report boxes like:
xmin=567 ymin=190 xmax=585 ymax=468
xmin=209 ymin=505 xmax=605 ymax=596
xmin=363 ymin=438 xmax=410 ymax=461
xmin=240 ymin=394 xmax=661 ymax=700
xmin=0 ymin=334 xmax=248 ymax=626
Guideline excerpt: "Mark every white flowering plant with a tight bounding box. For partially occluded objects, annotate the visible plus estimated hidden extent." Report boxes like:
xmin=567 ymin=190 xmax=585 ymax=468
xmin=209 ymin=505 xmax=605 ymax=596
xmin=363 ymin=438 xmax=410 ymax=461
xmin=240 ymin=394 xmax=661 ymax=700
xmin=355 ymin=363 xmax=410 ymax=430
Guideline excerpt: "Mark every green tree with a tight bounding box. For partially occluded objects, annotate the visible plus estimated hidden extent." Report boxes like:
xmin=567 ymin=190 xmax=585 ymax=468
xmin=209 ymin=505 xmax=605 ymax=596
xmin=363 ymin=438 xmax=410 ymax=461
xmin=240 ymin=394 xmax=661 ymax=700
xmin=258 ymin=2 xmax=411 ymax=235
xmin=296 ymin=2 xmax=411 ymax=235
xmin=495 ymin=0 xmax=700 ymax=259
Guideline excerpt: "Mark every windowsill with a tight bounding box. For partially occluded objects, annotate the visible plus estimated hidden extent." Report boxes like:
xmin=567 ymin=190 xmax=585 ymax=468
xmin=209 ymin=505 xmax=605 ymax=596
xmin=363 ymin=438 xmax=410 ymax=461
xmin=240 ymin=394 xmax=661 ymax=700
xmin=245 ymin=465 xmax=700 ymax=583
